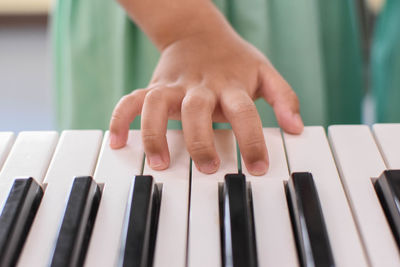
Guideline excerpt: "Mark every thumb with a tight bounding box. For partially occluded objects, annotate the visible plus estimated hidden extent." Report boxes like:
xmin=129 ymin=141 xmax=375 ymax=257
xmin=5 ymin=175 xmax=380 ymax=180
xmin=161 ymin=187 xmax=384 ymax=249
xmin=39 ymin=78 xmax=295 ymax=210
xmin=258 ymin=65 xmax=304 ymax=134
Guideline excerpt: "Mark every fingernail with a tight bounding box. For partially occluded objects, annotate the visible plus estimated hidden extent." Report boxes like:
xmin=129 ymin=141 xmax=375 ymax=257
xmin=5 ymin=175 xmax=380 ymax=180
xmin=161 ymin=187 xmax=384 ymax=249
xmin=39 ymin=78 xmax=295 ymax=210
xmin=148 ymin=155 xmax=165 ymax=169
xmin=110 ymin=134 xmax=118 ymax=148
xmin=199 ymin=160 xmax=219 ymax=174
xmin=249 ymin=161 xmax=268 ymax=176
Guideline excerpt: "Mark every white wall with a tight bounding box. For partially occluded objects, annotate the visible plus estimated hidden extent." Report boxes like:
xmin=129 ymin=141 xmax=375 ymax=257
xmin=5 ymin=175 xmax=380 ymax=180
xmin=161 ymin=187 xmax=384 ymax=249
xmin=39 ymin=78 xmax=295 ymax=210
xmin=0 ymin=22 xmax=54 ymax=132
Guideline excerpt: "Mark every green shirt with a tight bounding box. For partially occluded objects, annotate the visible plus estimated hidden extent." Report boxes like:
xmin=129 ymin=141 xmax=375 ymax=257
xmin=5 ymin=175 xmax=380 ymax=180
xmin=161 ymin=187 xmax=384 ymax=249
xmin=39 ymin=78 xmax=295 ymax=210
xmin=53 ymin=0 xmax=365 ymax=130
xmin=372 ymin=0 xmax=400 ymax=123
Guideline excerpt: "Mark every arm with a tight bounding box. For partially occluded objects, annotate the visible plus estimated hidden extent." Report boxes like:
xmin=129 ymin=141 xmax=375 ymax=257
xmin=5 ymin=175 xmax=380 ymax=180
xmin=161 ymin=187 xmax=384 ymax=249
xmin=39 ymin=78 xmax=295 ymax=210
xmin=116 ymin=0 xmax=236 ymax=51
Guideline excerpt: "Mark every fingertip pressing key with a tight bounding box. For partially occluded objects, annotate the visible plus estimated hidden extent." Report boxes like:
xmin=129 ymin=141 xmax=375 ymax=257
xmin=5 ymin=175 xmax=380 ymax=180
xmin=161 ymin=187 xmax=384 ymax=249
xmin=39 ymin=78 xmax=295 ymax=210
xmin=293 ymin=113 xmax=304 ymax=132
xmin=141 ymin=87 xmax=184 ymax=172
xmin=147 ymin=154 xmax=168 ymax=170
xmin=220 ymin=90 xmax=269 ymax=177
xmin=109 ymin=132 xmax=128 ymax=149
xmin=284 ymin=112 xmax=304 ymax=135
xmin=246 ymin=160 xmax=269 ymax=176
xmin=196 ymin=158 xmax=220 ymax=174
xmin=181 ymin=88 xmax=220 ymax=175
xmin=109 ymin=133 xmax=118 ymax=148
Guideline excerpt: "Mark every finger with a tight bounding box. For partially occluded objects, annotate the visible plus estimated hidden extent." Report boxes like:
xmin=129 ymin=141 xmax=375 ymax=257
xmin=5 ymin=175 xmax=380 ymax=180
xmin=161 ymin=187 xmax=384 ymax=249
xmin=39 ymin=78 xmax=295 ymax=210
xmin=109 ymin=89 xmax=148 ymax=149
xmin=181 ymin=88 xmax=219 ymax=174
xmin=141 ymin=86 xmax=184 ymax=170
xmin=220 ymin=89 xmax=268 ymax=176
xmin=258 ymin=65 xmax=304 ymax=134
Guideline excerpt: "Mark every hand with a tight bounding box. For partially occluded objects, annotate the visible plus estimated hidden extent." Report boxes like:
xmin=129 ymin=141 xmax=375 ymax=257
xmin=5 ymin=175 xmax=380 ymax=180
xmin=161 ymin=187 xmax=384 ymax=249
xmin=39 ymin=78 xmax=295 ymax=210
xmin=109 ymin=29 xmax=303 ymax=176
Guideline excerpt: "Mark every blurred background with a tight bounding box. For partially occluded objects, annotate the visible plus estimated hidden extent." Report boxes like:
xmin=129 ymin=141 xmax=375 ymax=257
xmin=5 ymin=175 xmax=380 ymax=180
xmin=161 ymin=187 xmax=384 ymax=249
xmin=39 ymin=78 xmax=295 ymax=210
xmin=0 ymin=0 xmax=386 ymax=132
xmin=0 ymin=0 xmax=53 ymax=131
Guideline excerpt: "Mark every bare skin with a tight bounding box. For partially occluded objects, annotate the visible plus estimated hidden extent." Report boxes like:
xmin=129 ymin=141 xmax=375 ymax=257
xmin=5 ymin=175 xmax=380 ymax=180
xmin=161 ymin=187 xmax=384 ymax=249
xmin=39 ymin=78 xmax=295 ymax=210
xmin=109 ymin=0 xmax=304 ymax=175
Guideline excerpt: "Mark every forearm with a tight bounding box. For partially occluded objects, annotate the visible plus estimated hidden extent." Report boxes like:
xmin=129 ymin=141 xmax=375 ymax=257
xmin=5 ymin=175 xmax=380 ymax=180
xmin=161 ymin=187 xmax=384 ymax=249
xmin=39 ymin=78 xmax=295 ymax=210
xmin=117 ymin=0 xmax=236 ymax=50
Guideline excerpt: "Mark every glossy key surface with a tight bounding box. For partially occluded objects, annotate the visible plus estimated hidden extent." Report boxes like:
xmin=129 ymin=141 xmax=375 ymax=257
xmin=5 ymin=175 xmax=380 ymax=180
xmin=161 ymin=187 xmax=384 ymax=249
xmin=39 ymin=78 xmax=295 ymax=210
xmin=219 ymin=173 xmax=257 ymax=267
xmin=142 ymin=131 xmax=190 ymax=267
xmin=242 ymin=128 xmax=299 ymax=267
xmin=284 ymin=127 xmax=367 ymax=266
xmin=375 ymin=170 xmax=400 ymax=249
xmin=188 ymin=130 xmax=238 ymax=267
xmin=50 ymin=176 xmax=101 ymax=267
xmin=121 ymin=176 xmax=161 ymax=267
xmin=85 ymin=131 xmax=144 ymax=267
xmin=329 ymin=125 xmax=400 ymax=266
xmin=18 ymin=131 xmax=102 ymax=267
xmin=0 ymin=178 xmax=43 ymax=267
xmin=286 ymin=172 xmax=334 ymax=267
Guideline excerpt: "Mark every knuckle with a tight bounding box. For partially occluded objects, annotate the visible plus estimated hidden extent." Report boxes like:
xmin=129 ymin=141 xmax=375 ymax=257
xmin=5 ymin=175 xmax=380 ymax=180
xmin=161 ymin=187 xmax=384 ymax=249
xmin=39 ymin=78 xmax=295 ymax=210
xmin=119 ymin=90 xmax=143 ymax=106
xmin=110 ymin=109 xmax=124 ymax=124
xmin=187 ymin=140 xmax=215 ymax=158
xmin=242 ymin=137 xmax=265 ymax=149
xmin=118 ymin=94 xmax=132 ymax=105
xmin=230 ymin=101 xmax=257 ymax=118
xmin=129 ymin=88 xmax=146 ymax=99
xmin=240 ymin=138 xmax=266 ymax=159
xmin=109 ymin=112 xmax=128 ymax=133
xmin=182 ymin=93 xmax=213 ymax=113
xmin=281 ymin=89 xmax=300 ymax=112
xmin=141 ymin=131 xmax=164 ymax=151
xmin=144 ymin=88 xmax=164 ymax=104
xmin=290 ymin=91 xmax=300 ymax=106
xmin=142 ymin=131 xmax=163 ymax=143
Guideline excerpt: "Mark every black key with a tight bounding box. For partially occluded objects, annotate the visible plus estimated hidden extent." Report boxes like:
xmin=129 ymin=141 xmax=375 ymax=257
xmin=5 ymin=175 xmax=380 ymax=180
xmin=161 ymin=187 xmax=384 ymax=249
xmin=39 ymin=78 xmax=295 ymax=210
xmin=219 ymin=173 xmax=257 ymax=267
xmin=50 ymin=176 xmax=101 ymax=267
xmin=121 ymin=175 xmax=162 ymax=267
xmin=374 ymin=169 xmax=400 ymax=249
xmin=285 ymin=172 xmax=335 ymax=267
xmin=0 ymin=178 xmax=43 ymax=267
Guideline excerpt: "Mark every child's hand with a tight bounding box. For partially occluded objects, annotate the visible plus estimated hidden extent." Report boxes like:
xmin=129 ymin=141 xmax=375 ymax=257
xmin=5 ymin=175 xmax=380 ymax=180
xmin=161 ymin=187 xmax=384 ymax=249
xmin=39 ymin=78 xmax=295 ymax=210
xmin=109 ymin=31 xmax=303 ymax=175
xmin=109 ymin=0 xmax=303 ymax=175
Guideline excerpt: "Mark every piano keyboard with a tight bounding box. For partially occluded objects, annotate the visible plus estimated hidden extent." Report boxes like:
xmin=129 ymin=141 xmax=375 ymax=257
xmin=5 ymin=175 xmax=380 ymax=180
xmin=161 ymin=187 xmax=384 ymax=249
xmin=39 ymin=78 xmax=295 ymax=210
xmin=1 ymin=124 xmax=400 ymax=267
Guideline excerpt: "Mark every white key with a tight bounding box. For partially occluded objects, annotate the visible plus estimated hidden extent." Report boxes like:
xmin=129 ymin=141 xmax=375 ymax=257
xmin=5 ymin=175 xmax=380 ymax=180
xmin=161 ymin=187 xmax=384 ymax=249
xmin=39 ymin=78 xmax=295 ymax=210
xmin=85 ymin=130 xmax=144 ymax=267
xmin=18 ymin=130 xmax=103 ymax=267
xmin=329 ymin=125 xmax=400 ymax=266
xmin=257 ymin=128 xmax=288 ymax=179
xmin=0 ymin=131 xmax=58 ymax=213
xmin=0 ymin=132 xmax=15 ymax=172
xmin=142 ymin=130 xmax=190 ymax=267
xmin=242 ymin=128 xmax=298 ymax=267
xmin=284 ymin=126 xmax=368 ymax=266
xmin=373 ymin=123 xmax=400 ymax=169
xmin=188 ymin=130 xmax=237 ymax=267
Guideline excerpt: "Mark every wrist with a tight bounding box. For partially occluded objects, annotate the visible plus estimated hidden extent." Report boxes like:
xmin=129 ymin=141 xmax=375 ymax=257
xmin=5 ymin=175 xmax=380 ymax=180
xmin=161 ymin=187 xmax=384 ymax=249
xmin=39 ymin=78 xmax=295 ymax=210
xmin=137 ymin=1 xmax=235 ymax=51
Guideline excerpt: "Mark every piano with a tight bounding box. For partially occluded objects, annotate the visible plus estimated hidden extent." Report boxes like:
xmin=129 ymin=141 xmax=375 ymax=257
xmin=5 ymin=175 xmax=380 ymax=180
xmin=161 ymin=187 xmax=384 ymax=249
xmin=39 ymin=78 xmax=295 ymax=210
xmin=0 ymin=124 xmax=400 ymax=267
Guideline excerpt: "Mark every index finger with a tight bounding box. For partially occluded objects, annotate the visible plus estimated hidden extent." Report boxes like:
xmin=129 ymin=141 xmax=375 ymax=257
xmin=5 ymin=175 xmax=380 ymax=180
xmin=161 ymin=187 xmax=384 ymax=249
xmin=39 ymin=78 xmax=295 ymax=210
xmin=109 ymin=89 xmax=148 ymax=149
